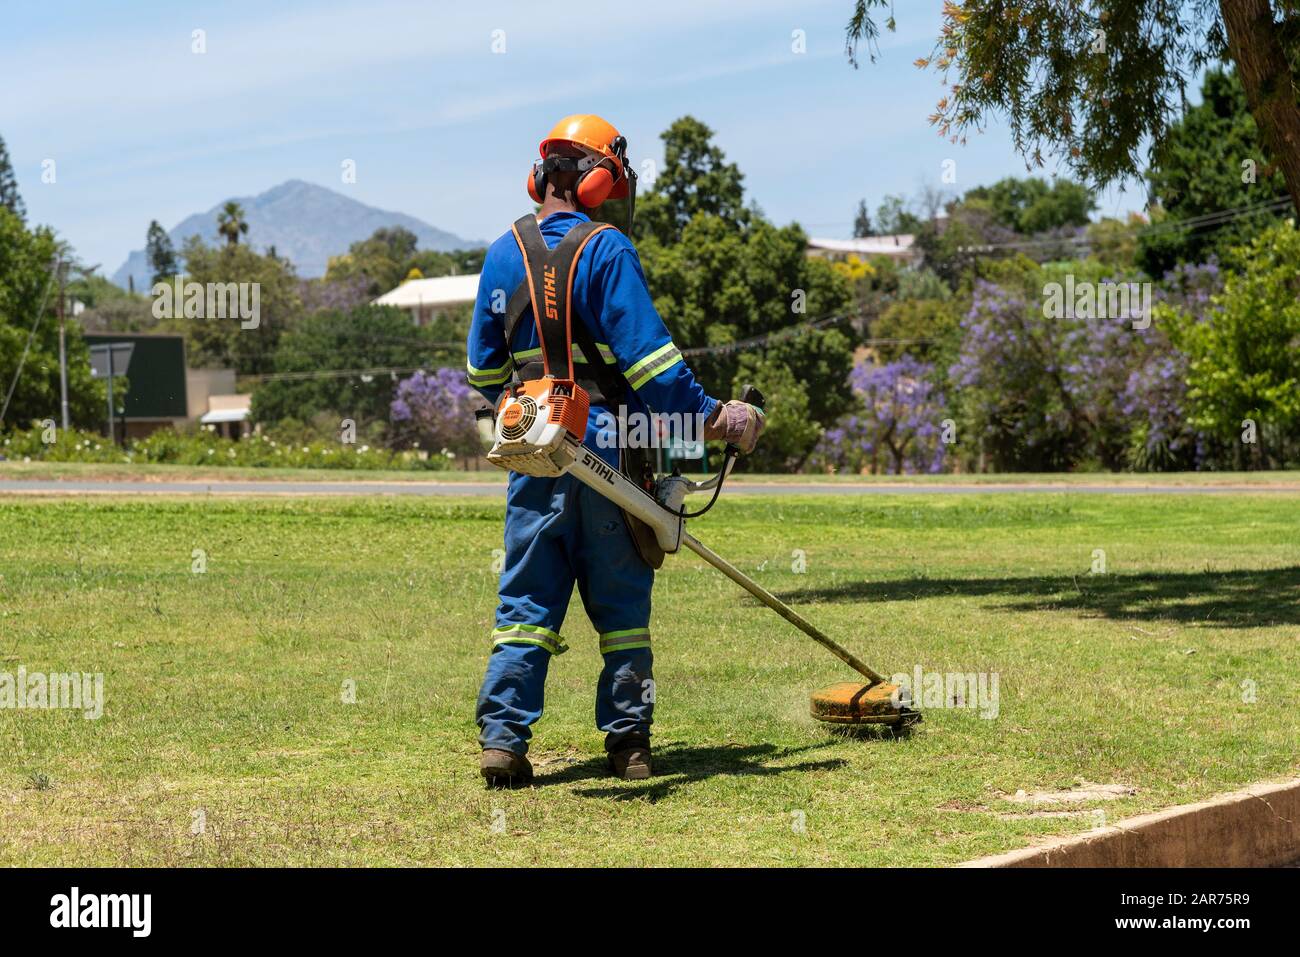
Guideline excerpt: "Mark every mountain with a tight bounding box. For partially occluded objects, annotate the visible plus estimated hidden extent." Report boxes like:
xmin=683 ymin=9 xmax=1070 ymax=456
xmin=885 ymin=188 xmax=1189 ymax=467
xmin=112 ymin=179 xmax=483 ymax=290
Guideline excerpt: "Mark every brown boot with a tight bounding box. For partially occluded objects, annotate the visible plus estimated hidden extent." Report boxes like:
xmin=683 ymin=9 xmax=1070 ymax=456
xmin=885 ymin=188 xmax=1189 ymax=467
xmin=607 ymin=737 xmax=652 ymax=780
xmin=480 ymin=749 xmax=533 ymax=787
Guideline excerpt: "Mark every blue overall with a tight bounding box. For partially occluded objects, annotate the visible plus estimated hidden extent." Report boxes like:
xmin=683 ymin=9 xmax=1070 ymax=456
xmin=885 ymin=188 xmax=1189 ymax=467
xmin=467 ymin=211 xmax=717 ymax=755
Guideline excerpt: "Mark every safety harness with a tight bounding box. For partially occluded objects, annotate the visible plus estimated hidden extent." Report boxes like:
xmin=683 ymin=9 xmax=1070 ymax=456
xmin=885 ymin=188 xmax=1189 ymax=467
xmin=502 ymin=213 xmax=665 ymax=567
xmin=503 ymin=214 xmax=626 ymax=407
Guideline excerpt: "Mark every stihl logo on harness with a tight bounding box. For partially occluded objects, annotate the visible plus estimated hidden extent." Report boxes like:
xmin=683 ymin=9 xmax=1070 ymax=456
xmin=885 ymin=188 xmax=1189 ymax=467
xmin=543 ymin=265 xmax=559 ymax=321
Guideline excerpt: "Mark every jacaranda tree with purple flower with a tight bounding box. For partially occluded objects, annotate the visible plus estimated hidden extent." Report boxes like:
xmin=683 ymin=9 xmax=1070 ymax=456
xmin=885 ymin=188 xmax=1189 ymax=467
xmin=390 ymin=368 xmax=483 ymax=459
xmin=812 ymin=356 xmax=947 ymax=474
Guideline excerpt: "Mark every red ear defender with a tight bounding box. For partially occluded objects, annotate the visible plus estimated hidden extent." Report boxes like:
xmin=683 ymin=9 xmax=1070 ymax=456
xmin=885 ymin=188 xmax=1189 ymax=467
xmin=527 ymin=167 xmax=544 ymax=203
xmin=576 ymin=164 xmax=615 ymax=207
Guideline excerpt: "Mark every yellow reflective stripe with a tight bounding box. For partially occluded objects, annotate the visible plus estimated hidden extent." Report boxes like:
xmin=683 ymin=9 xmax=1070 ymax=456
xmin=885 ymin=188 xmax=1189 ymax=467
xmin=467 ymin=358 xmax=510 ymax=376
xmin=626 ymin=342 xmax=683 ymax=390
xmin=513 ymin=343 xmax=615 ymax=364
xmin=467 ymin=358 xmax=511 ymax=386
xmin=492 ymin=624 xmax=567 ymax=655
xmin=599 ymin=628 xmax=651 ymax=654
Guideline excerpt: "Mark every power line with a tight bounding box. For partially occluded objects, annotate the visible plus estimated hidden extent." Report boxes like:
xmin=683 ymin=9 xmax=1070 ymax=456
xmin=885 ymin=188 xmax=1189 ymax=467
xmin=948 ymin=195 xmax=1293 ymax=254
xmin=239 ymin=364 xmax=437 ymax=384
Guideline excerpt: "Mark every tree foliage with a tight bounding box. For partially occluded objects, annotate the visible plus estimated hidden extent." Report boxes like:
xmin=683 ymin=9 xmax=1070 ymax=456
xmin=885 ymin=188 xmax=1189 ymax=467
xmin=1169 ymin=221 xmax=1300 ymax=467
xmin=632 ymin=116 xmax=750 ymax=247
xmin=250 ymin=304 xmax=456 ymax=429
xmin=963 ymin=177 xmax=1096 ymax=235
xmin=811 ymin=356 xmax=948 ymax=474
xmin=216 ymin=201 xmax=249 ymax=247
xmin=852 ymin=199 xmax=874 ymax=237
xmin=390 ymin=367 xmax=482 ymax=457
xmin=145 ymin=220 xmax=179 ymax=286
xmin=629 ymin=119 xmax=854 ymax=469
xmin=174 ymin=237 xmax=303 ymax=374
xmin=844 ymin=1 xmax=1300 ymax=214
xmin=0 ymin=210 xmax=105 ymax=431
xmin=325 ymin=226 xmax=485 ymax=297
xmin=0 ymin=134 xmax=24 ymax=222
xmin=1138 ymin=67 xmax=1291 ymax=275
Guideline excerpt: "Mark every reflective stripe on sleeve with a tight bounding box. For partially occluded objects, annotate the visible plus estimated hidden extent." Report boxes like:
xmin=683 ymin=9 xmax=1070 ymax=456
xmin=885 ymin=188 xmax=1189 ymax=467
xmin=467 ymin=359 xmax=512 ymax=387
xmin=625 ymin=342 xmax=683 ymax=390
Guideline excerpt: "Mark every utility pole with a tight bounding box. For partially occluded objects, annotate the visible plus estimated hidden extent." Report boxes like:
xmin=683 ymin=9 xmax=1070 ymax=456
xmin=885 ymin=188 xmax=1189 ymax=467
xmin=57 ymin=256 xmax=70 ymax=431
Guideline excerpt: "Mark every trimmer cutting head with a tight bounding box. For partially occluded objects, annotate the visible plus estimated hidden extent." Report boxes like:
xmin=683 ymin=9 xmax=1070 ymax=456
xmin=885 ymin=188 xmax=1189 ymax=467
xmin=810 ymin=680 xmax=922 ymax=727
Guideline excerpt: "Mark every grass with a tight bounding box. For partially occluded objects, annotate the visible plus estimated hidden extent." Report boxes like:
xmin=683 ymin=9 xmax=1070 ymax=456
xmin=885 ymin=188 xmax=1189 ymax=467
xmin=0 ymin=490 xmax=1297 ymax=866
xmin=4 ymin=459 xmax=1300 ymax=486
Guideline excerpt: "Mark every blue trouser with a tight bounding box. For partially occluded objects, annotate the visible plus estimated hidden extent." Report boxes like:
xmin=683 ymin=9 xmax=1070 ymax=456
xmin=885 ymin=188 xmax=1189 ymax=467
xmin=476 ymin=469 xmax=654 ymax=756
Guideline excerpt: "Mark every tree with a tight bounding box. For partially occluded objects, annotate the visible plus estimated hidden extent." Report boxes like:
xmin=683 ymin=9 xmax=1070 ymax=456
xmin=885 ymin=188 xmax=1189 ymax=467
xmin=325 ymin=226 xmax=484 ymax=297
xmin=844 ymin=0 xmax=1300 ymax=216
xmin=626 ymin=117 xmax=855 ymax=470
xmin=145 ymin=220 xmax=178 ymax=285
xmin=0 ymin=210 xmax=104 ymax=430
xmin=874 ymin=194 xmax=923 ymax=235
xmin=1168 ymin=221 xmax=1300 ymax=467
xmin=250 ymin=304 xmax=456 ymax=428
xmin=640 ymin=214 xmax=853 ymax=470
xmin=1138 ymin=68 xmax=1290 ymax=275
xmin=898 ymin=178 xmax=1097 ymax=288
xmin=390 ymin=368 xmax=482 ymax=457
xmin=852 ymin=199 xmax=875 ymax=237
xmin=871 ymin=297 xmax=961 ymax=365
xmin=962 ymin=177 xmax=1096 ymax=235
xmin=216 ymin=201 xmax=249 ymax=247
xmin=631 ymin=116 xmax=750 ymax=246
xmin=0 ymin=135 xmax=23 ymax=222
xmin=813 ymin=357 xmax=948 ymax=474
xmin=174 ymin=236 xmax=303 ymax=374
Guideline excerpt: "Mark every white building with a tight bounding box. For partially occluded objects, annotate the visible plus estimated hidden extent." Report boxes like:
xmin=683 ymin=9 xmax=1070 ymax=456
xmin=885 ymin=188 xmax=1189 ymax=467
xmin=806 ymin=234 xmax=918 ymax=262
xmin=373 ymin=273 xmax=480 ymax=326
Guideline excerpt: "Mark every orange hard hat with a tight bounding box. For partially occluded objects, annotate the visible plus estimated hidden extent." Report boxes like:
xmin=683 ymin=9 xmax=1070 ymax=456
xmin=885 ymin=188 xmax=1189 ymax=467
xmin=538 ymin=114 xmax=629 ymax=200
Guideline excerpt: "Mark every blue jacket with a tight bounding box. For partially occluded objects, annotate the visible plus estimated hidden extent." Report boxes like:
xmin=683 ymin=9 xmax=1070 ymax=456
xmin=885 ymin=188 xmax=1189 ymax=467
xmin=466 ymin=212 xmax=717 ymax=466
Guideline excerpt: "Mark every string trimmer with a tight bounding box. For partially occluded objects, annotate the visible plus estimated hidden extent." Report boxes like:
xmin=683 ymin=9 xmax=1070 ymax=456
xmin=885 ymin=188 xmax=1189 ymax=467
xmin=485 ymin=381 xmax=920 ymax=729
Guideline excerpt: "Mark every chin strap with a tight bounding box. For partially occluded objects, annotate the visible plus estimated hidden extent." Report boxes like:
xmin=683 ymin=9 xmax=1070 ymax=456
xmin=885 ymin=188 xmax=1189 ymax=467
xmin=624 ymin=162 xmax=637 ymax=237
xmin=609 ymin=135 xmax=637 ymax=238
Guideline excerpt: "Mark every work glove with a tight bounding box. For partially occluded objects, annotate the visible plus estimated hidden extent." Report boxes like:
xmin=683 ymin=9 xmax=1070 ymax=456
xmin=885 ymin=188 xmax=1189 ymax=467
xmin=705 ymin=399 xmax=765 ymax=454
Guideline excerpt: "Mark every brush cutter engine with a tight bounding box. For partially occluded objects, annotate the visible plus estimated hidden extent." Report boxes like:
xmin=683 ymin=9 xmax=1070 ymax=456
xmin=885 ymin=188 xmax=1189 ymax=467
xmin=486 ymin=378 xmax=591 ymax=478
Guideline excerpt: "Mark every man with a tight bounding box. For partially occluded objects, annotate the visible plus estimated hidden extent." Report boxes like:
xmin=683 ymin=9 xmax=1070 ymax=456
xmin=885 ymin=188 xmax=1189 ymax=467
xmin=466 ymin=114 xmax=764 ymax=786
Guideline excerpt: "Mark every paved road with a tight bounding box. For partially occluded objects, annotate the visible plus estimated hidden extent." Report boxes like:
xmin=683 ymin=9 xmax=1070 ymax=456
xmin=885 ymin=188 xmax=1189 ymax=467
xmin=1 ymin=478 xmax=1296 ymax=497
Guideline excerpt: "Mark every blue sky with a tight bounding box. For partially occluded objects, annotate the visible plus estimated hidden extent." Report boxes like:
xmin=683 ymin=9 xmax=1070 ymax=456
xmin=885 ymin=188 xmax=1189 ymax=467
xmin=2 ymin=0 xmax=1149 ymax=273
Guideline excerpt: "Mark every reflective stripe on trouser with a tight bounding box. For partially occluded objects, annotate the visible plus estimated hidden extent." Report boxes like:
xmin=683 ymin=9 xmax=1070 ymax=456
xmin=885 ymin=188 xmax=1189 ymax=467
xmin=492 ymin=623 xmax=567 ymax=655
xmin=475 ymin=470 xmax=654 ymax=755
xmin=477 ymin=641 xmax=653 ymax=755
xmin=599 ymin=628 xmax=650 ymax=654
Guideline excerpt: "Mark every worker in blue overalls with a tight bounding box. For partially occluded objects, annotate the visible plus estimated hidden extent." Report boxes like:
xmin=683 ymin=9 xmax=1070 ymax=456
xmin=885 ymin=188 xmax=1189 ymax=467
xmin=466 ymin=114 xmax=764 ymax=785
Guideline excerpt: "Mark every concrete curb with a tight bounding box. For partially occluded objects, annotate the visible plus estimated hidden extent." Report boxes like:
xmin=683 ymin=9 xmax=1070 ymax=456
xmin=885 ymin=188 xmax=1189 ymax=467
xmin=961 ymin=778 xmax=1300 ymax=867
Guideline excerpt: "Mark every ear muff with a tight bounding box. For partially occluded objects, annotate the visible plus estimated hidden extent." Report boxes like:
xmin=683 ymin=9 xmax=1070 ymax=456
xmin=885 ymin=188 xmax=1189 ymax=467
xmin=527 ymin=164 xmax=545 ymax=203
xmin=575 ymin=163 xmax=615 ymax=208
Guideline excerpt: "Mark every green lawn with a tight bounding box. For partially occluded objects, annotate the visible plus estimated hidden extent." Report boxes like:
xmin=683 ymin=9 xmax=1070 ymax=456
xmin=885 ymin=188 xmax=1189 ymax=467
xmin=4 ymin=459 xmax=1300 ymax=486
xmin=1 ymin=491 xmax=1297 ymax=865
